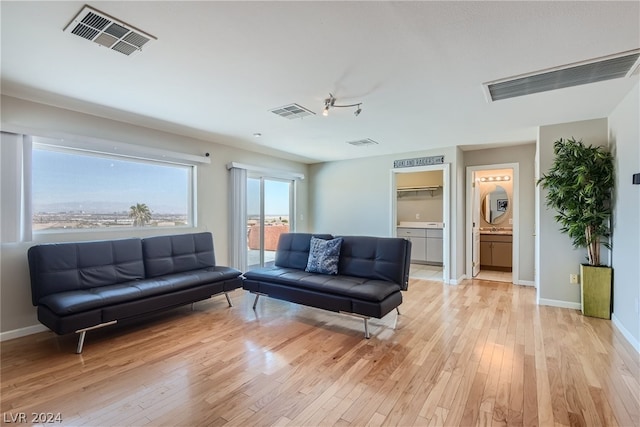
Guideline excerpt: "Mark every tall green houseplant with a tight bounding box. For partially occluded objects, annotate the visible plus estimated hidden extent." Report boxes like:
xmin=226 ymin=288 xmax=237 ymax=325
xmin=537 ymin=137 xmax=615 ymax=318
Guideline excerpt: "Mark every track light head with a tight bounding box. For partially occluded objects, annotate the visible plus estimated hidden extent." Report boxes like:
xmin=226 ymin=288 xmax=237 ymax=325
xmin=324 ymin=94 xmax=335 ymax=108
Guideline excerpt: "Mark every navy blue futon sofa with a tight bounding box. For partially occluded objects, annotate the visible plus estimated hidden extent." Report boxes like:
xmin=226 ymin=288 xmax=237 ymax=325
xmin=28 ymin=232 xmax=242 ymax=353
xmin=242 ymin=233 xmax=411 ymax=338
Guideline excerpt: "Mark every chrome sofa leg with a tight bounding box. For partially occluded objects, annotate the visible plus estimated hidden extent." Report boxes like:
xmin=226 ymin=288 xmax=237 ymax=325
xmin=225 ymin=292 xmax=233 ymax=307
xmin=339 ymin=311 xmax=372 ymax=339
xmin=252 ymin=293 xmax=260 ymax=310
xmin=76 ymin=331 xmax=86 ymax=354
xmin=191 ymin=302 xmax=195 ymax=311
xmin=396 ymin=307 xmax=401 ymax=315
xmin=74 ymin=320 xmax=117 ymax=354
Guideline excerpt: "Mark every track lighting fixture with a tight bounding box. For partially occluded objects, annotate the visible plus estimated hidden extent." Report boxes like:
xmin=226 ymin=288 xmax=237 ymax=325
xmin=322 ymin=93 xmax=363 ymax=117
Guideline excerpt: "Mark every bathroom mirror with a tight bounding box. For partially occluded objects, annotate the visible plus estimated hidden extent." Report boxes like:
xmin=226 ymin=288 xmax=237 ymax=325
xmin=481 ymin=185 xmax=509 ymax=224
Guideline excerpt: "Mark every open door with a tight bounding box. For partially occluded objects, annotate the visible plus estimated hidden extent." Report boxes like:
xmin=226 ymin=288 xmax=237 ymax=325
xmin=472 ymin=175 xmax=481 ymax=277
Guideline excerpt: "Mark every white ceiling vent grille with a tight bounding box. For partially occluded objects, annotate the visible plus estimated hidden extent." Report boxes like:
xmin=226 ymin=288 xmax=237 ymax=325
xmin=270 ymin=104 xmax=316 ymax=119
xmin=64 ymin=5 xmax=156 ymax=56
xmin=347 ymin=138 xmax=379 ymax=147
xmin=483 ymin=50 xmax=640 ymax=102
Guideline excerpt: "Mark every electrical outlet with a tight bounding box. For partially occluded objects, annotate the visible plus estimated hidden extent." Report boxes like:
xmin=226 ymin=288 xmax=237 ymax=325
xmin=416 ymin=213 xmax=420 ymax=220
xmin=569 ymin=274 xmax=579 ymax=284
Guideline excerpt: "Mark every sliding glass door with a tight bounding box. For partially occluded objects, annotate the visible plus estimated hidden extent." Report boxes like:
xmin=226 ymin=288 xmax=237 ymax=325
xmin=247 ymin=176 xmax=293 ymax=269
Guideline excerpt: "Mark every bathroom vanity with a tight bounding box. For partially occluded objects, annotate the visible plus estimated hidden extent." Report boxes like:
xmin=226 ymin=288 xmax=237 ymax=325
xmin=479 ymin=230 xmax=512 ymax=271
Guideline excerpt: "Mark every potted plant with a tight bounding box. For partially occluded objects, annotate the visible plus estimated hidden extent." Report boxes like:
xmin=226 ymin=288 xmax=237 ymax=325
xmin=537 ymin=137 xmax=615 ymax=319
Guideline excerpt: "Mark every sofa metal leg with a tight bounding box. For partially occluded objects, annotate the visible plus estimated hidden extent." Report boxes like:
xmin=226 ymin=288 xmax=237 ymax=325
xmin=363 ymin=318 xmax=370 ymax=339
xmin=74 ymin=320 xmax=118 ymax=354
xmin=340 ymin=311 xmax=372 ymax=339
xmin=76 ymin=331 xmax=86 ymax=354
xmin=191 ymin=302 xmax=195 ymax=311
xmin=396 ymin=307 xmax=401 ymax=315
xmin=225 ymin=292 xmax=233 ymax=307
xmin=252 ymin=293 xmax=260 ymax=310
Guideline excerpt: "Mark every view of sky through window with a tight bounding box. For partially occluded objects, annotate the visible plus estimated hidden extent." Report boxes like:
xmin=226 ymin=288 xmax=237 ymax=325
xmin=247 ymin=178 xmax=291 ymax=217
xmin=32 ymin=147 xmax=191 ymax=230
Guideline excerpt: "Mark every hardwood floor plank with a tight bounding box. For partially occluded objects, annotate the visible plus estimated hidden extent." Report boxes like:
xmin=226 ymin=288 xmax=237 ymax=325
xmin=492 ymin=297 xmax=516 ymax=425
xmin=546 ymin=356 xmax=572 ymax=426
xmin=1 ymin=280 xmax=637 ymax=426
xmin=428 ymin=406 xmax=449 ymax=426
xmin=509 ymin=343 xmax=525 ymax=417
xmin=419 ymin=370 xmax=452 ymax=420
xmin=532 ymin=307 xmax=554 ymax=427
xmin=522 ymin=354 xmax=539 ymax=427
xmin=460 ymin=371 xmax=489 ymax=426
xmin=588 ymin=349 xmax=637 ymax=426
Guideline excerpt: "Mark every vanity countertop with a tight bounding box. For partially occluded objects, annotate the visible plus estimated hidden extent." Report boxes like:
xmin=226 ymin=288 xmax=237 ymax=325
xmin=480 ymin=227 xmax=512 ymax=235
xmin=398 ymin=221 xmax=443 ymax=229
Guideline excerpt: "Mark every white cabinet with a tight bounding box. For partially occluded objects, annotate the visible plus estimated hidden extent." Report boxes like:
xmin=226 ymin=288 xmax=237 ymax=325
xmin=426 ymin=229 xmax=443 ymax=265
xmin=397 ymin=227 xmax=426 ymax=262
xmin=397 ymin=227 xmax=443 ymax=266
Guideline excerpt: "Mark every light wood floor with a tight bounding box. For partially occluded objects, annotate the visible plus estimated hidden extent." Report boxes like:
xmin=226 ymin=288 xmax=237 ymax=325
xmin=1 ymin=279 xmax=638 ymax=426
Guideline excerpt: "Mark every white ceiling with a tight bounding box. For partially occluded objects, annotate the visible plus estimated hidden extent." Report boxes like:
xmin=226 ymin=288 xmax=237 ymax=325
xmin=1 ymin=1 xmax=639 ymax=164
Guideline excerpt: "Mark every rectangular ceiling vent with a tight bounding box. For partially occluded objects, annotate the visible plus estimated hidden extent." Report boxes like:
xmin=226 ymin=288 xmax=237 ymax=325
xmin=270 ymin=104 xmax=316 ymax=119
xmin=483 ymin=49 xmax=640 ymax=102
xmin=64 ymin=5 xmax=156 ymax=56
xmin=347 ymin=138 xmax=379 ymax=147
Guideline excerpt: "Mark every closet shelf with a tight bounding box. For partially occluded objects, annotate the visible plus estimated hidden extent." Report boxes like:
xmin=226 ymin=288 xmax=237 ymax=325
xmin=397 ymin=186 xmax=442 ymax=196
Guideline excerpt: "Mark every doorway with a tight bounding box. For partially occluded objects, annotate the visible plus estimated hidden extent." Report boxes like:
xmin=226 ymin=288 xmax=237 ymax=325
xmin=466 ymin=164 xmax=519 ymax=284
xmin=391 ymin=164 xmax=450 ymax=283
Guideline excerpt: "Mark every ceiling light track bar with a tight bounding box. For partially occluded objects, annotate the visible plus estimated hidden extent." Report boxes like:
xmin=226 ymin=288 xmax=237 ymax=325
xmin=323 ymin=93 xmax=363 ymax=116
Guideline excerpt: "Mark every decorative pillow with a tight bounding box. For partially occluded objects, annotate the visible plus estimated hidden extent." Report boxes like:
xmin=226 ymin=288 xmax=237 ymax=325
xmin=305 ymin=237 xmax=343 ymax=275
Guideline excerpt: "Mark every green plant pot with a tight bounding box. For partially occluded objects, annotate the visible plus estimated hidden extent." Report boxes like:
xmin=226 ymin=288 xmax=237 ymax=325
xmin=580 ymin=264 xmax=612 ymax=319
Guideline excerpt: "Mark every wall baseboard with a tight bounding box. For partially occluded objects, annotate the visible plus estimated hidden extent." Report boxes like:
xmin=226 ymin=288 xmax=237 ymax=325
xmin=0 ymin=324 xmax=48 ymax=342
xmin=612 ymin=313 xmax=640 ymax=354
xmin=537 ymin=298 xmax=581 ymax=310
xmin=447 ymin=274 xmax=466 ymax=285
xmin=517 ymin=280 xmax=535 ymax=287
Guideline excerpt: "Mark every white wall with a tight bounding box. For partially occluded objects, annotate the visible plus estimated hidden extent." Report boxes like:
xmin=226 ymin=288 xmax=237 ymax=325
xmin=608 ymin=82 xmax=640 ymax=350
xmin=397 ymin=191 xmax=444 ymax=223
xmin=536 ymin=118 xmax=608 ymax=307
xmin=309 ymin=146 xmax=464 ymax=282
xmin=464 ymin=144 xmax=536 ymax=282
xmin=0 ymin=95 xmax=309 ymax=335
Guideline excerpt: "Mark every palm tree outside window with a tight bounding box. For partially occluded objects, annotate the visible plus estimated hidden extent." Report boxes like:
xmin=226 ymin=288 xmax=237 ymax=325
xmin=129 ymin=203 xmax=152 ymax=227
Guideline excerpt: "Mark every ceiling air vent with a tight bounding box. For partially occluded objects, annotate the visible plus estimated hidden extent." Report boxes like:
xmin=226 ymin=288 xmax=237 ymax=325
xmin=483 ymin=49 xmax=640 ymax=102
xmin=347 ymin=138 xmax=379 ymax=147
xmin=270 ymin=104 xmax=316 ymax=119
xmin=64 ymin=5 xmax=156 ymax=56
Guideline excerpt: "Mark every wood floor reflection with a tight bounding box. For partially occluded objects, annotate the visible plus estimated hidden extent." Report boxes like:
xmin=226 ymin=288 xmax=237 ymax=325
xmin=1 ymin=279 xmax=638 ymax=426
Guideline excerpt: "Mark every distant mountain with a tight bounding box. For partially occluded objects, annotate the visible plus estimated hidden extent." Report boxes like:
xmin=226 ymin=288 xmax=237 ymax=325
xmin=33 ymin=200 xmax=185 ymax=215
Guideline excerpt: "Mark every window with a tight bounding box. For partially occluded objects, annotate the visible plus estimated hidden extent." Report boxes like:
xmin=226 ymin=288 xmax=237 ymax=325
xmin=32 ymin=143 xmax=194 ymax=232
